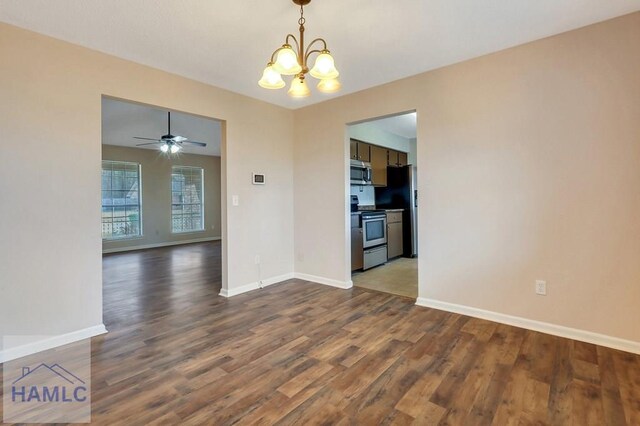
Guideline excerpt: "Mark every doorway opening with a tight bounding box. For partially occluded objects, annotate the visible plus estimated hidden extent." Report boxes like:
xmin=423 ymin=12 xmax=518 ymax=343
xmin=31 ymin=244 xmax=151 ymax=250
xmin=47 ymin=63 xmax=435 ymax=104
xmin=347 ymin=111 xmax=418 ymax=299
xmin=100 ymin=96 xmax=225 ymax=328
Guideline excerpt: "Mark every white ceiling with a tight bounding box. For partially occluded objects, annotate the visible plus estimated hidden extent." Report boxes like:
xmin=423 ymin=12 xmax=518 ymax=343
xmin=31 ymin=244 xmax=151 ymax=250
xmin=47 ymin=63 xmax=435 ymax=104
xmin=361 ymin=113 xmax=417 ymax=140
xmin=2 ymin=1 xmax=638 ymax=110
xmin=102 ymin=98 xmax=222 ymax=156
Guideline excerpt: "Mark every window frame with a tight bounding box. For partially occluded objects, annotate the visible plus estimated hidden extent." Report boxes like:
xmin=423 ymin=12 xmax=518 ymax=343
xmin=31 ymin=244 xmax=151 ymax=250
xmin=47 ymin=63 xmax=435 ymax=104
xmin=101 ymin=160 xmax=143 ymax=241
xmin=171 ymin=166 xmax=205 ymax=234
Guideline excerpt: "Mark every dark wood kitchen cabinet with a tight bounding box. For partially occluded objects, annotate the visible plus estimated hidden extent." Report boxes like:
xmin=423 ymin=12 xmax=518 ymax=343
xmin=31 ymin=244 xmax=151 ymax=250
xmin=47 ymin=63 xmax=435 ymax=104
xmin=370 ymin=145 xmax=388 ymax=186
xmin=350 ymin=139 xmax=408 ymax=174
xmin=386 ymin=211 xmax=403 ymax=259
xmin=350 ymin=139 xmax=371 ymax=162
xmin=388 ymin=150 xmax=408 ymax=167
xmin=350 ymin=139 xmax=358 ymax=160
xmin=397 ymin=151 xmax=408 ymax=166
xmin=351 ymin=214 xmax=363 ymax=271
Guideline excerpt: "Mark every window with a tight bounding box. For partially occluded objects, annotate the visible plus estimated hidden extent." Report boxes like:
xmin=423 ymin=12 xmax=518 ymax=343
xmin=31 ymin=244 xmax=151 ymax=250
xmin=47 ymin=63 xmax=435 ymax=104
xmin=172 ymin=166 xmax=204 ymax=233
xmin=101 ymin=161 xmax=142 ymax=240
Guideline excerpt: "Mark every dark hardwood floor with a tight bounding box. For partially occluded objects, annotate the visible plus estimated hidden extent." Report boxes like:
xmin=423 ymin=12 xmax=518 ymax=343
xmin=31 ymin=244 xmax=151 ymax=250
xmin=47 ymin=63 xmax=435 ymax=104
xmin=5 ymin=242 xmax=640 ymax=424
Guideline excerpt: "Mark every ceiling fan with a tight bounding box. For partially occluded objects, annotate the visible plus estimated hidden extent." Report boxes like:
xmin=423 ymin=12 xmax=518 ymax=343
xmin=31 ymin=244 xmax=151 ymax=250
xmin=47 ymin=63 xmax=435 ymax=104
xmin=134 ymin=111 xmax=207 ymax=154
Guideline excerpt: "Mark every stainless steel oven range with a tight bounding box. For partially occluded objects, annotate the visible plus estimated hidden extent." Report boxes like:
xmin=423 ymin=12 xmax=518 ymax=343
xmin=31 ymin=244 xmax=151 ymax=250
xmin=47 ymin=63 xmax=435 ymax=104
xmin=361 ymin=210 xmax=387 ymax=270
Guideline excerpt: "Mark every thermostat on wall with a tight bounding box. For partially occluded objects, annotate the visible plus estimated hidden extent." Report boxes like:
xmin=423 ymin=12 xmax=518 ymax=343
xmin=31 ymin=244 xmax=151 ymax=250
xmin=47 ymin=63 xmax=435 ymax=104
xmin=252 ymin=173 xmax=266 ymax=185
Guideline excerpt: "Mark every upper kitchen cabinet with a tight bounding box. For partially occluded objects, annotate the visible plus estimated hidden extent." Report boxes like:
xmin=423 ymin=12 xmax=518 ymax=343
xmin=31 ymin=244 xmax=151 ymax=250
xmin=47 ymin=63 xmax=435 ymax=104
xmin=370 ymin=145 xmax=388 ymax=186
xmin=350 ymin=139 xmax=371 ymax=162
xmin=388 ymin=149 xmax=408 ymax=167
xmin=398 ymin=151 xmax=408 ymax=166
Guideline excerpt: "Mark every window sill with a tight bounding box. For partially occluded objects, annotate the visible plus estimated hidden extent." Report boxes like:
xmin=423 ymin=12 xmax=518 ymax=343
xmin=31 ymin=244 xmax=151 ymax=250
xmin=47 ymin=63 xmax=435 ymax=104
xmin=171 ymin=230 xmax=206 ymax=235
xmin=103 ymin=236 xmax=144 ymax=242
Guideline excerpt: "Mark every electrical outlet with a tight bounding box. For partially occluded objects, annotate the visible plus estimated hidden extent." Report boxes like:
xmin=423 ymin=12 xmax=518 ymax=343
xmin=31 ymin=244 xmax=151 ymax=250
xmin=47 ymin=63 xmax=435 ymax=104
xmin=535 ymin=280 xmax=547 ymax=296
xmin=254 ymin=255 xmax=261 ymax=265
xmin=232 ymin=195 xmax=239 ymax=206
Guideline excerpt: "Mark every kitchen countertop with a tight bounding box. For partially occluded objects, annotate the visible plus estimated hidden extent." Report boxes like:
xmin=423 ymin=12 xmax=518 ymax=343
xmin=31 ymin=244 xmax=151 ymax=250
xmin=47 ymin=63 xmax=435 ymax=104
xmin=351 ymin=208 xmax=404 ymax=215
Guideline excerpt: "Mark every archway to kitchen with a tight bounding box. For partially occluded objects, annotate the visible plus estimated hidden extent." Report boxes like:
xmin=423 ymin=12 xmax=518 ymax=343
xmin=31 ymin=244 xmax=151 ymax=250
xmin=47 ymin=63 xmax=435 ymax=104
xmin=347 ymin=111 xmax=419 ymax=299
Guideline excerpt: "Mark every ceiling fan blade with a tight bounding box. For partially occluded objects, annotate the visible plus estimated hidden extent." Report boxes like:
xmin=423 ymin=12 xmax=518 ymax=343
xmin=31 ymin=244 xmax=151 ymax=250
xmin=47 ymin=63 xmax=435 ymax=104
xmin=182 ymin=140 xmax=207 ymax=147
xmin=133 ymin=136 xmax=163 ymax=142
xmin=135 ymin=142 xmax=162 ymax=146
xmin=172 ymin=135 xmax=187 ymax=142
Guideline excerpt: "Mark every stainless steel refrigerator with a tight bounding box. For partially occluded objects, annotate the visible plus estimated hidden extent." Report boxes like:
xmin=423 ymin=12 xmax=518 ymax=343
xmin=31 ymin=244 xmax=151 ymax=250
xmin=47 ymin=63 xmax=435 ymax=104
xmin=374 ymin=165 xmax=418 ymax=257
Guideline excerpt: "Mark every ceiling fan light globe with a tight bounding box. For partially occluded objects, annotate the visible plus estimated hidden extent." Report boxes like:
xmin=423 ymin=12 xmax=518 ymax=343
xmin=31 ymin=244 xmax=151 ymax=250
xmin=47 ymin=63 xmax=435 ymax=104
xmin=288 ymin=76 xmax=311 ymax=98
xmin=272 ymin=45 xmax=302 ymax=75
xmin=258 ymin=65 xmax=286 ymax=89
xmin=317 ymin=77 xmax=341 ymax=94
xmin=309 ymin=52 xmax=339 ymax=80
xmin=160 ymin=144 xmax=169 ymax=153
xmin=170 ymin=145 xmax=180 ymax=154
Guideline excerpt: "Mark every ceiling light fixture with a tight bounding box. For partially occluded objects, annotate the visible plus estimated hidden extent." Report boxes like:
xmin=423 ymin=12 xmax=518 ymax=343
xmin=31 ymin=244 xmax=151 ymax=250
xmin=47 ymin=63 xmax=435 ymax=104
xmin=258 ymin=0 xmax=340 ymax=98
xmin=159 ymin=141 xmax=181 ymax=154
xmin=134 ymin=111 xmax=206 ymax=154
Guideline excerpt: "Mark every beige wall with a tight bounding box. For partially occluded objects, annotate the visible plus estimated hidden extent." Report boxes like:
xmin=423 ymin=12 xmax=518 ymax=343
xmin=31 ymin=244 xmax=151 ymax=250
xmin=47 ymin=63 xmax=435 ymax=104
xmin=293 ymin=13 xmax=640 ymax=342
xmin=0 ymin=22 xmax=294 ymax=353
xmin=101 ymin=145 xmax=221 ymax=252
xmin=2 ymin=11 xmax=639 ymax=357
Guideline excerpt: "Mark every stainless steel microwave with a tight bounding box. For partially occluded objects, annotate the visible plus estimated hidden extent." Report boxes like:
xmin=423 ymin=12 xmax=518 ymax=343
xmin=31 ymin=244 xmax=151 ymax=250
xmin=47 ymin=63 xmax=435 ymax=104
xmin=350 ymin=160 xmax=372 ymax=185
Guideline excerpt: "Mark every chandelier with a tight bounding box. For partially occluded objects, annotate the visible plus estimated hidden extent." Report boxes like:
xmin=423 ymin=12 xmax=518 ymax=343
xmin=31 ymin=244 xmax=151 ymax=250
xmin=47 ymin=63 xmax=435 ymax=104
xmin=258 ymin=0 xmax=340 ymax=98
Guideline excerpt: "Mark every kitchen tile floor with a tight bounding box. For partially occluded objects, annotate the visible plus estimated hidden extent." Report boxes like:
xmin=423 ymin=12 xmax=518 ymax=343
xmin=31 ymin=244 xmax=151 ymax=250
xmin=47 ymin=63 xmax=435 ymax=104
xmin=352 ymin=257 xmax=418 ymax=299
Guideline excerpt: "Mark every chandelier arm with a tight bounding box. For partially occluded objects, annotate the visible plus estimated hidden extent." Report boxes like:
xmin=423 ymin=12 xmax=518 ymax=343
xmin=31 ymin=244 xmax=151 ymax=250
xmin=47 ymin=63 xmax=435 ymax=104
xmin=304 ymin=39 xmax=329 ymax=65
xmin=285 ymin=34 xmax=300 ymax=54
xmin=304 ymin=49 xmax=324 ymax=65
xmin=269 ymin=47 xmax=283 ymax=64
xmin=268 ymin=34 xmax=300 ymax=64
xmin=304 ymin=38 xmax=328 ymax=58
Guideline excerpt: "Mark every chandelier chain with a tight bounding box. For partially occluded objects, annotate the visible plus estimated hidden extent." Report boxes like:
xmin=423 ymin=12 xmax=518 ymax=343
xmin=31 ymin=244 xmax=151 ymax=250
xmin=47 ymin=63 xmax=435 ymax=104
xmin=298 ymin=4 xmax=305 ymax=26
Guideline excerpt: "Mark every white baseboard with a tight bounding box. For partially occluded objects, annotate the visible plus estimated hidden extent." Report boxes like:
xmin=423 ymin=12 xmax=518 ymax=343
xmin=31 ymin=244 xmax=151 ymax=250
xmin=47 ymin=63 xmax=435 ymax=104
xmin=293 ymin=273 xmax=353 ymax=290
xmin=416 ymin=298 xmax=640 ymax=355
xmin=103 ymin=237 xmax=221 ymax=254
xmin=218 ymin=272 xmax=353 ymax=298
xmin=219 ymin=273 xmax=295 ymax=298
xmin=0 ymin=324 xmax=108 ymax=363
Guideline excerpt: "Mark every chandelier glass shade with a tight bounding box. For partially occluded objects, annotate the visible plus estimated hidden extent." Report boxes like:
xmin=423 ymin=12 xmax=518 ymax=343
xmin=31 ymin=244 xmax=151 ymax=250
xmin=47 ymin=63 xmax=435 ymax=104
xmin=258 ymin=0 xmax=340 ymax=98
xmin=316 ymin=77 xmax=341 ymax=94
xmin=258 ymin=64 xmax=286 ymax=89
xmin=272 ymin=45 xmax=302 ymax=75
xmin=288 ymin=75 xmax=311 ymax=98
xmin=309 ymin=51 xmax=339 ymax=80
